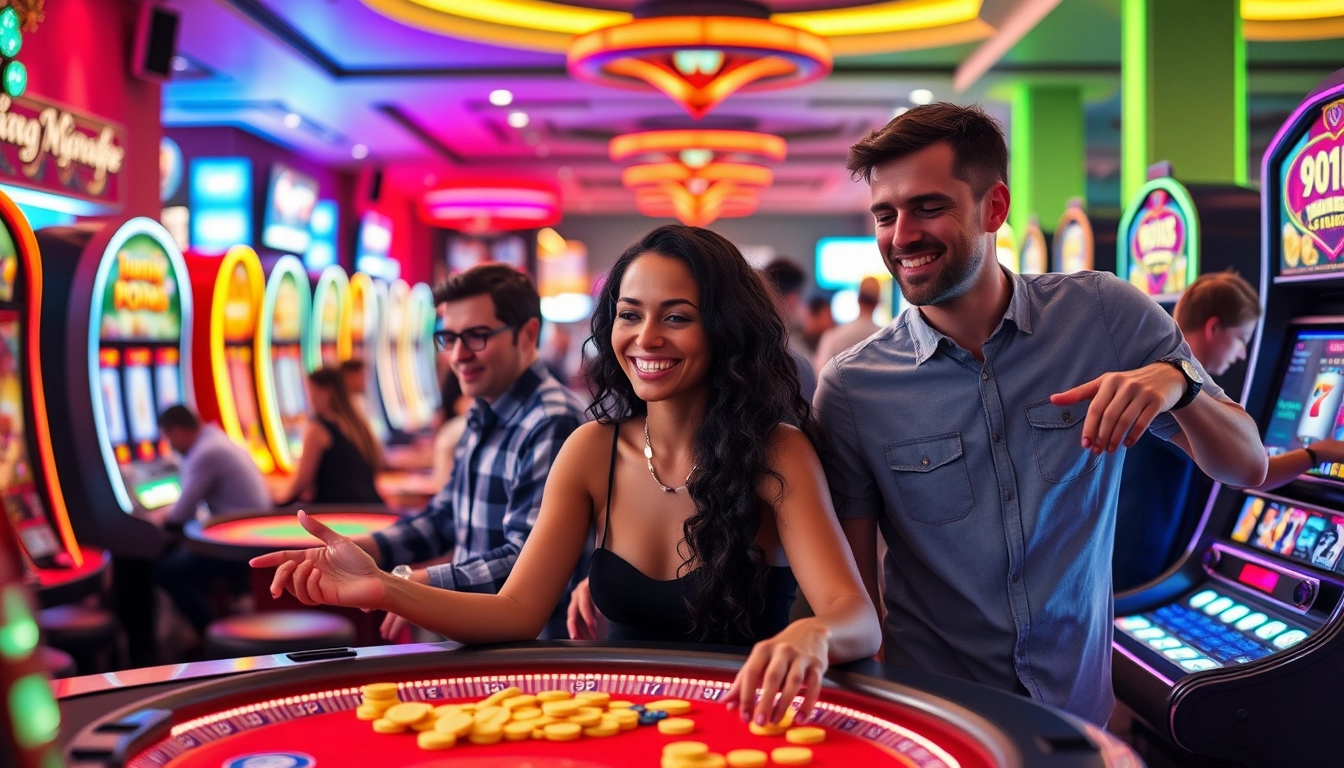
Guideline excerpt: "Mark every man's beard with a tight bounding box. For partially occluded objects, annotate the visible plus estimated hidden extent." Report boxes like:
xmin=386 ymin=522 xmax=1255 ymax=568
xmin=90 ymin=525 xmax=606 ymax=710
xmin=888 ymin=230 xmax=984 ymax=307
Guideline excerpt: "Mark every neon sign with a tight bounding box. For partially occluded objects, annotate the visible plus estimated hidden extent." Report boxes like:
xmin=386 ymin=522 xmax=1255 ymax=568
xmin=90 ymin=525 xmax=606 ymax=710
xmin=1118 ymin=176 xmax=1200 ymax=301
xmin=1281 ymin=97 xmax=1344 ymax=276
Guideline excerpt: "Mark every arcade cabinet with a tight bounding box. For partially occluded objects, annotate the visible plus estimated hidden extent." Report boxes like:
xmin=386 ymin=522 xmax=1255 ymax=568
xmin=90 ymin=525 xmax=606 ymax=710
xmin=308 ymin=265 xmax=350 ymax=371
xmin=1112 ymin=70 xmax=1344 ymax=768
xmin=37 ymin=217 xmax=195 ymax=663
xmin=1116 ymin=163 xmax=1261 ymax=400
xmin=1054 ymin=199 xmax=1096 ymax=273
xmin=256 ymin=256 xmax=311 ymax=475
xmin=0 ymin=191 xmax=93 ymax=581
xmin=186 ymin=245 xmax=275 ymax=474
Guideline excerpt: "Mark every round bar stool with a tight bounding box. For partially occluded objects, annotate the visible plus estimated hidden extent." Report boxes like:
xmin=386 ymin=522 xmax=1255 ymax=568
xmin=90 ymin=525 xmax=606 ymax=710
xmin=36 ymin=605 xmax=120 ymax=674
xmin=203 ymin=610 xmax=357 ymax=659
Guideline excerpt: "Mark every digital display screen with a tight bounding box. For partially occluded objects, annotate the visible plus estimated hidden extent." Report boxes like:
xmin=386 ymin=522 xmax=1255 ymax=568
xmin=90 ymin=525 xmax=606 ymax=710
xmin=262 ymin=163 xmax=319 ymax=255
xmin=1119 ymin=179 xmax=1199 ymax=300
xmin=155 ymin=348 xmax=181 ymax=413
xmin=136 ymin=476 xmax=181 ymax=510
xmin=1279 ymin=96 xmax=1344 ymax=277
xmin=1230 ymin=495 xmax=1344 ymax=573
xmin=98 ymin=356 xmax=128 ymax=447
xmin=1262 ymin=328 xmax=1344 ymax=483
xmin=0 ymin=311 xmax=61 ymax=562
xmin=227 ymin=346 xmax=262 ymax=433
xmin=123 ymin=354 xmax=159 ymax=445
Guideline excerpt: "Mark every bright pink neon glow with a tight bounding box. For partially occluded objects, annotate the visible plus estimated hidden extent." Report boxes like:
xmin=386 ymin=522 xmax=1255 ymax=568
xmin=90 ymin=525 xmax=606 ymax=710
xmin=1239 ymin=562 xmax=1280 ymax=593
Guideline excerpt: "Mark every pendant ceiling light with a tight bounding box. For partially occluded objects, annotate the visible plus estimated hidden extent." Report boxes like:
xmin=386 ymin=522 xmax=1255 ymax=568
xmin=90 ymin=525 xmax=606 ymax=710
xmin=418 ymin=180 xmax=562 ymax=233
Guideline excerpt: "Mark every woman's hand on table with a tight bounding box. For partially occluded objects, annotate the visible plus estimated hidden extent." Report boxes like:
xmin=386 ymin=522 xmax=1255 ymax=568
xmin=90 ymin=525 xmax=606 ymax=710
xmin=566 ymin=578 xmax=608 ymax=640
xmin=249 ymin=511 xmax=389 ymax=611
xmin=722 ymin=618 xmax=830 ymax=726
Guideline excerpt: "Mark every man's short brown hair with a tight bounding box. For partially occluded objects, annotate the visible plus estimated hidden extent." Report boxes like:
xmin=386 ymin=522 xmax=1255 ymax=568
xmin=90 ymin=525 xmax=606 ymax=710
xmin=846 ymin=103 xmax=1008 ymax=199
xmin=1173 ymin=271 xmax=1262 ymax=333
xmin=433 ymin=264 xmax=542 ymax=347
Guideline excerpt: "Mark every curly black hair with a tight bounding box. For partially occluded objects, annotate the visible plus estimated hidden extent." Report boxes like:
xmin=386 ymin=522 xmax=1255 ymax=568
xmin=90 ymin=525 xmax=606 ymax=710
xmin=587 ymin=224 xmax=826 ymax=642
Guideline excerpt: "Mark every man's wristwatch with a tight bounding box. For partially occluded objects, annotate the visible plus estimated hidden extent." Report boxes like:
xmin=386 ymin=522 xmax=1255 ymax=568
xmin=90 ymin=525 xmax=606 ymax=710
xmin=1159 ymin=357 xmax=1204 ymax=411
xmin=391 ymin=565 xmax=413 ymax=581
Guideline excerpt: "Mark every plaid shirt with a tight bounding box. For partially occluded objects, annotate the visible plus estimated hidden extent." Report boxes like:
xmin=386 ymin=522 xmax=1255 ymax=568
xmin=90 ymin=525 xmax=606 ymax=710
xmin=372 ymin=360 xmax=586 ymax=592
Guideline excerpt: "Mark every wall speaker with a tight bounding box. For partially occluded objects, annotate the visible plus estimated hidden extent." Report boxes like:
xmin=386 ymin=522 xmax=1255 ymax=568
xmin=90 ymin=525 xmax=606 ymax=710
xmin=132 ymin=3 xmax=181 ymax=82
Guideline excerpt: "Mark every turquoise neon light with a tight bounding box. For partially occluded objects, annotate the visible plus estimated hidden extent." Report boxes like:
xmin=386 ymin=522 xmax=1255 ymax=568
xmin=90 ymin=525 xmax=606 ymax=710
xmin=307 ymin=265 xmax=349 ymax=371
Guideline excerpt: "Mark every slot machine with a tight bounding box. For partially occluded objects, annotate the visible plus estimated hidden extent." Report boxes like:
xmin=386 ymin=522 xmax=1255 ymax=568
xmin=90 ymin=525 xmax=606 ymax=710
xmin=1053 ymin=199 xmax=1095 ymax=273
xmin=1017 ymin=215 xmax=1048 ymax=275
xmin=1112 ymin=70 xmax=1344 ymax=767
xmin=256 ymin=256 xmax=311 ymax=474
xmin=186 ymin=245 xmax=275 ymax=474
xmin=379 ymin=279 xmax=412 ymax=433
xmin=349 ymin=272 xmax=390 ymax=442
xmin=308 ymin=265 xmax=350 ymax=371
xmin=407 ymin=282 xmax=441 ymax=428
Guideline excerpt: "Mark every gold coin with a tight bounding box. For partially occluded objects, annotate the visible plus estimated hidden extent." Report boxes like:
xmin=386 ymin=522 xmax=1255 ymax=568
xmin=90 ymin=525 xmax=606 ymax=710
xmin=480 ymin=686 xmax=523 ymax=707
xmin=658 ymin=717 xmax=696 ymax=735
xmin=786 ymin=727 xmax=825 ymax=745
xmin=416 ymin=730 xmax=456 ymax=750
xmin=434 ymin=712 xmax=475 ymax=737
xmin=360 ymin=683 xmax=399 ymax=700
xmin=575 ymin=691 xmax=611 ymax=707
xmin=725 ymin=749 xmax=768 ymax=768
xmin=542 ymin=699 xmax=581 ymax=717
xmin=1303 ymin=235 xmax=1320 ymax=266
xmin=536 ymin=690 xmax=571 ymax=702
xmin=664 ymin=741 xmax=710 ymax=759
xmin=748 ymin=722 xmax=788 ymax=737
xmin=645 ymin=698 xmax=692 ymax=715
xmin=510 ymin=707 xmax=543 ymax=721
xmin=503 ymin=721 xmax=535 ymax=741
xmin=502 ymin=694 xmax=538 ymax=710
xmin=544 ymin=722 xmax=583 ymax=741
xmin=607 ymin=700 xmax=636 ymax=709
xmin=384 ymin=702 xmax=434 ymax=726
xmin=567 ymin=707 xmax=604 ymax=726
xmin=355 ymin=704 xmax=382 ymax=721
xmin=411 ymin=719 xmax=437 ymax=732
xmin=468 ymin=730 xmax=504 ymax=745
xmin=1284 ymin=223 xmax=1302 ymax=268
xmin=771 ymin=746 xmax=814 ymax=766
xmin=372 ymin=718 xmax=407 ymax=734
xmin=432 ymin=704 xmax=465 ymax=718
xmin=583 ymin=722 xmax=620 ymax=738
xmin=605 ymin=711 xmax=639 ymax=731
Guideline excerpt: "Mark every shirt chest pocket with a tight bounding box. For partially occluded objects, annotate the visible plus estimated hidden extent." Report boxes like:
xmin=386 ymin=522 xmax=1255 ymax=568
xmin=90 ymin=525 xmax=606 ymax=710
xmin=886 ymin=433 xmax=974 ymax=525
xmin=1024 ymin=400 xmax=1102 ymax=484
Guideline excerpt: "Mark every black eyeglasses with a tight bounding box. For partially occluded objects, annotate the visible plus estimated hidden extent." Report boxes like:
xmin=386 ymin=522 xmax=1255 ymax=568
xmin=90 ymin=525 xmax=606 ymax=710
xmin=433 ymin=324 xmax=514 ymax=352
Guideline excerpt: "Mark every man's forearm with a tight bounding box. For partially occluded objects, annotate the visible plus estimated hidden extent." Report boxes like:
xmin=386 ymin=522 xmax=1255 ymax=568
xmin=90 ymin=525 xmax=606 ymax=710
xmin=1173 ymin=395 xmax=1268 ymax=487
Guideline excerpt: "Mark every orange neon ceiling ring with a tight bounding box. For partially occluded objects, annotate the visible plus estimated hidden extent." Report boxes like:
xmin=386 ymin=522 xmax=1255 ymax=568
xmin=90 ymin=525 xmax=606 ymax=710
xmin=569 ymin=16 xmax=831 ymax=118
xmin=610 ymin=130 xmax=787 ymax=162
xmin=419 ymin=180 xmax=562 ymax=233
xmin=622 ymin=161 xmax=773 ymax=190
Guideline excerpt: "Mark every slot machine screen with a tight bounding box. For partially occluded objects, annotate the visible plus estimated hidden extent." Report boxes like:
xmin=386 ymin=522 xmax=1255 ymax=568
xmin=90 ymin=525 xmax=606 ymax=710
xmin=98 ymin=357 xmax=128 ymax=448
xmin=226 ymin=347 xmax=262 ymax=433
xmin=123 ymin=356 xmax=159 ymax=447
xmin=1277 ymin=95 xmax=1344 ymax=278
xmin=1229 ymin=496 xmax=1344 ymax=575
xmin=0 ymin=312 xmax=61 ymax=564
xmin=155 ymin=348 xmax=182 ymax=413
xmin=1261 ymin=327 xmax=1344 ymax=483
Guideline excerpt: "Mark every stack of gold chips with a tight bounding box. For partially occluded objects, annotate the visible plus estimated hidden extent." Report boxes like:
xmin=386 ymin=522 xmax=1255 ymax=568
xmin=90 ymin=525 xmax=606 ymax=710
xmin=354 ymin=683 xmax=400 ymax=721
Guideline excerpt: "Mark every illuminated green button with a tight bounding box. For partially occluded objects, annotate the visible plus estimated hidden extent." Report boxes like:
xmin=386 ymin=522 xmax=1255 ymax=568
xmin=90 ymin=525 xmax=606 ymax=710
xmin=0 ymin=585 xmax=38 ymax=661
xmin=1219 ymin=604 xmax=1250 ymax=624
xmin=4 ymin=60 xmax=26 ymax=97
xmin=1149 ymin=637 xmax=1182 ymax=650
xmin=0 ymin=26 xmax=20 ymax=58
xmin=1235 ymin=612 xmax=1268 ymax=632
xmin=1255 ymin=621 xmax=1288 ymax=640
xmin=9 ymin=672 xmax=59 ymax=748
xmin=1117 ymin=615 xmax=1151 ymax=631
xmin=1273 ymin=629 xmax=1308 ymax=649
xmin=1203 ymin=596 xmax=1234 ymax=616
xmin=1133 ymin=627 xmax=1165 ymax=640
xmin=1164 ymin=647 xmax=1199 ymax=660
xmin=1188 ymin=590 xmax=1218 ymax=609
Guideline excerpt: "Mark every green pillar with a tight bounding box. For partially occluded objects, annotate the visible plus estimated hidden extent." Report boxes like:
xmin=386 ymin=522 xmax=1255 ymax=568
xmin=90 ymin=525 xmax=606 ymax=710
xmin=1122 ymin=0 xmax=1246 ymax=200
xmin=1009 ymin=83 xmax=1086 ymax=237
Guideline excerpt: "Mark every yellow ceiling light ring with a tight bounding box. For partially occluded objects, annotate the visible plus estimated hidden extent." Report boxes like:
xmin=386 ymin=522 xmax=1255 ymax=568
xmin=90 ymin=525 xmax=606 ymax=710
xmin=609 ymin=130 xmax=787 ymax=162
xmin=569 ymin=16 xmax=830 ymax=117
xmin=1241 ymin=0 xmax=1344 ymax=21
xmin=1244 ymin=17 xmax=1344 ymax=41
xmin=623 ymin=162 xmax=772 ymax=190
xmin=776 ymin=0 xmax=982 ymax=37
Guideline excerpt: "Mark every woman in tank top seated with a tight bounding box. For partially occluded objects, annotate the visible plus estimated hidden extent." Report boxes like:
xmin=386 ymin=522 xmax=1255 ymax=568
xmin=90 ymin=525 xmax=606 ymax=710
xmin=274 ymin=368 xmax=385 ymax=507
xmin=252 ymin=225 xmax=881 ymax=724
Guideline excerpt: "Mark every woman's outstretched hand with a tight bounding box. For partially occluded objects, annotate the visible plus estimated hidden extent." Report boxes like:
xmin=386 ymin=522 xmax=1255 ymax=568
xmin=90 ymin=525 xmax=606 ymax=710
xmin=721 ymin=619 xmax=830 ymax=726
xmin=249 ymin=511 xmax=389 ymax=611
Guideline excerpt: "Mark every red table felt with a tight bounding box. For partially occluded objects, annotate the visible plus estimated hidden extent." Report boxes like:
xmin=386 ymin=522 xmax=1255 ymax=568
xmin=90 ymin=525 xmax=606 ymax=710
xmin=201 ymin=513 xmax=396 ymax=548
xmin=130 ymin=673 xmax=992 ymax=768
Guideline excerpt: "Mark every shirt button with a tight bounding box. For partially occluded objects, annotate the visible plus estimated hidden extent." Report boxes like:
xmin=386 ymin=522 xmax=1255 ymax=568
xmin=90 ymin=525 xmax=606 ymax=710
xmin=1004 ymin=490 xmax=1013 ymax=501
xmin=993 ymin=432 xmax=1002 ymax=443
xmin=1012 ymin=572 xmax=1021 ymax=583
xmin=1062 ymin=411 xmax=1072 ymax=423
xmin=982 ymin=371 xmax=989 ymax=381
xmin=921 ymin=457 xmax=930 ymax=467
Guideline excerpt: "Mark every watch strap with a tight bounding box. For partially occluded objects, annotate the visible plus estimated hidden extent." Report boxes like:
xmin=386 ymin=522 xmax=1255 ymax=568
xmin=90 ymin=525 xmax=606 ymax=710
xmin=1160 ymin=357 xmax=1202 ymax=411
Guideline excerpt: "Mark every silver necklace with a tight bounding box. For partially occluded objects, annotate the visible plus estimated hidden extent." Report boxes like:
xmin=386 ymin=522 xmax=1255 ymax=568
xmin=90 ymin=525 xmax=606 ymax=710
xmin=644 ymin=420 xmax=696 ymax=493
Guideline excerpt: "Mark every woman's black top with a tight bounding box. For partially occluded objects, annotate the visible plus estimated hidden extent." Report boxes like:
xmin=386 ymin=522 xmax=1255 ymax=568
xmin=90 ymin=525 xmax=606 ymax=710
xmin=588 ymin=423 xmax=796 ymax=645
xmin=308 ymin=417 xmax=383 ymax=505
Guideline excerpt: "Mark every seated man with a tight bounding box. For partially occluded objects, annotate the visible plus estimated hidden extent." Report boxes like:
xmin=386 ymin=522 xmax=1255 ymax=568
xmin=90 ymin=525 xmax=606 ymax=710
xmin=346 ymin=265 xmax=587 ymax=639
xmin=149 ymin=405 xmax=272 ymax=636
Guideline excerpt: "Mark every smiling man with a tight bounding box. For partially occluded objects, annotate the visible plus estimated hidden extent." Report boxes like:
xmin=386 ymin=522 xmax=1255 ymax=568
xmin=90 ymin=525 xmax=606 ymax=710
xmin=346 ymin=264 xmax=586 ymax=639
xmin=813 ymin=103 xmax=1267 ymax=724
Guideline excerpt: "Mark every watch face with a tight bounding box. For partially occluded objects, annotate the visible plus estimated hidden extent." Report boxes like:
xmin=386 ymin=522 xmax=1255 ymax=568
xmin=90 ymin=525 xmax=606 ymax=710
xmin=1181 ymin=358 xmax=1204 ymax=384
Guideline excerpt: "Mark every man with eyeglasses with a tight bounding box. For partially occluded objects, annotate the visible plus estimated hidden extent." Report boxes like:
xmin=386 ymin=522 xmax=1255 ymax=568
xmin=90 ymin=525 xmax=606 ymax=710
xmin=346 ymin=264 xmax=587 ymax=639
